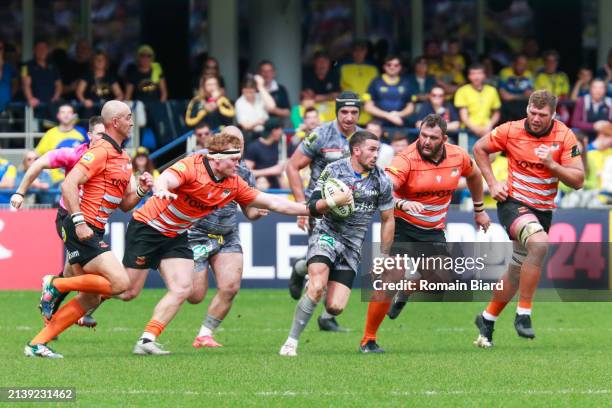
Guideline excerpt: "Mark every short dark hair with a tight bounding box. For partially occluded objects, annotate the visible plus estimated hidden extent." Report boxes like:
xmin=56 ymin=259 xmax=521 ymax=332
xmin=349 ymin=130 xmax=378 ymax=154
xmin=258 ymin=60 xmax=274 ymax=69
xmin=303 ymin=107 xmax=318 ymax=117
xmin=390 ymin=132 xmax=407 ymax=144
xmin=384 ymin=54 xmax=401 ymax=65
xmin=88 ymin=115 xmax=103 ymax=132
xmin=194 ymin=121 xmax=210 ymax=131
xmin=543 ymin=49 xmax=560 ymax=60
xmin=419 ymin=114 xmax=447 ymax=134
xmin=413 ymin=56 xmax=427 ymax=66
xmin=468 ymin=62 xmax=485 ymax=72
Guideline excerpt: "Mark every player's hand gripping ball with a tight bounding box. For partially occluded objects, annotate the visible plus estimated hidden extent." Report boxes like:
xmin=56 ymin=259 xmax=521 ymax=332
xmin=322 ymin=178 xmax=354 ymax=219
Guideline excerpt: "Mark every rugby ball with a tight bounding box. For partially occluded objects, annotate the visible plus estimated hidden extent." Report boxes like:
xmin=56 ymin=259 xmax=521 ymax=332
xmin=322 ymin=178 xmax=354 ymax=219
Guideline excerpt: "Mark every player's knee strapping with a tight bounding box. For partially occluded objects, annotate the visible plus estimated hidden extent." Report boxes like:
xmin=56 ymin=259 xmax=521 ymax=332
xmin=509 ymin=214 xmax=544 ymax=249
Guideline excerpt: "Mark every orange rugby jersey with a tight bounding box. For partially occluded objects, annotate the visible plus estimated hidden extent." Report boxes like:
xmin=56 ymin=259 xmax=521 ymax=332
xmin=133 ymin=154 xmax=259 ymax=237
xmin=74 ymin=135 xmax=132 ymax=229
xmin=484 ymin=119 xmax=581 ymax=210
xmin=387 ymin=142 xmax=473 ymax=230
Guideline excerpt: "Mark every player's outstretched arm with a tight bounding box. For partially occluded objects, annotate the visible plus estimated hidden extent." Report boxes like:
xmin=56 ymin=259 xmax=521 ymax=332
xmin=10 ymin=152 xmax=52 ymax=209
xmin=241 ymin=204 xmax=269 ymax=220
xmin=119 ymin=173 xmax=153 ymax=211
xmin=249 ymin=191 xmax=309 ymax=216
xmin=152 ymin=171 xmax=180 ymax=200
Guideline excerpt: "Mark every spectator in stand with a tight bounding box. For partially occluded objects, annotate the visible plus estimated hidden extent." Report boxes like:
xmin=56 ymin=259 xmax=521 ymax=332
xmin=571 ymin=78 xmax=612 ymax=148
xmin=0 ymin=150 xmax=16 ymax=203
xmin=389 ymin=132 xmax=409 ymax=155
xmin=185 ymin=75 xmax=235 ymax=129
xmin=293 ymin=106 xmax=321 ymax=145
xmin=235 ymin=75 xmax=276 ymax=142
xmin=61 ymin=39 xmax=92 ymax=99
xmin=0 ymin=39 xmax=17 ymax=114
xmin=258 ymin=60 xmax=291 ymax=122
xmin=196 ymin=56 xmax=225 ymax=90
xmin=244 ymin=119 xmax=286 ymax=189
xmin=415 ymin=85 xmax=460 ymax=133
xmin=35 ymin=104 xmax=85 ymax=183
xmin=534 ymin=50 xmax=570 ymax=98
xmin=304 ymin=51 xmax=340 ymax=103
xmin=424 ymin=39 xmax=443 ymax=77
xmin=339 ymin=40 xmax=378 ymax=124
xmin=21 ymin=39 xmax=62 ymax=113
xmin=595 ymin=48 xmax=612 ymax=97
xmin=363 ymin=55 xmax=414 ymax=128
xmin=405 ymin=56 xmax=436 ymax=103
xmin=523 ymin=37 xmax=544 ymax=74
xmin=125 ymin=45 xmax=168 ymax=103
xmin=481 ymin=56 xmax=500 ymax=88
xmin=365 ymin=120 xmax=395 ymax=168
xmin=290 ymin=89 xmax=317 ymax=129
xmin=435 ymin=38 xmax=466 ymax=95
xmin=499 ymin=54 xmax=533 ymax=121
xmin=190 ymin=122 xmax=212 ymax=152
xmin=570 ymin=67 xmax=593 ymax=101
xmin=14 ymin=150 xmax=51 ymax=205
xmin=76 ymin=51 xmax=123 ymax=116
xmin=454 ymin=63 xmax=501 ymax=151
xmin=132 ymin=146 xmax=160 ymax=179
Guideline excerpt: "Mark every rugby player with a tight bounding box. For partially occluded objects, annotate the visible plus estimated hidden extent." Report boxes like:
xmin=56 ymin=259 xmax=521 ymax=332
xmin=121 ymin=132 xmax=314 ymax=355
xmin=25 ymin=101 xmax=153 ymax=358
xmin=11 ymin=116 xmax=105 ymax=328
xmin=285 ymin=91 xmax=362 ymax=332
xmin=472 ymin=90 xmax=584 ymax=348
xmin=360 ymin=114 xmax=490 ymax=353
xmin=279 ymin=130 xmax=394 ymax=357
xmin=187 ymin=126 xmax=268 ymax=348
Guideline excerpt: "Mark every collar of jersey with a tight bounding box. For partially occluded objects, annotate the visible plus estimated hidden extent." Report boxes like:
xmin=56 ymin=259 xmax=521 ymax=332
xmin=382 ymin=74 xmax=400 ymax=86
xmin=417 ymin=142 xmax=446 ymax=166
xmin=102 ymin=134 xmax=123 ymax=153
xmin=203 ymin=157 xmax=225 ymax=183
xmin=524 ymin=120 xmax=554 ymax=139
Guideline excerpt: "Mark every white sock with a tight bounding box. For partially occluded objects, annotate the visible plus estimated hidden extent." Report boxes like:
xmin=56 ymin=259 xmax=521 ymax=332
xmin=285 ymin=337 xmax=298 ymax=347
xmin=198 ymin=326 xmax=213 ymax=338
xmin=482 ymin=311 xmax=498 ymax=322
xmin=141 ymin=332 xmax=156 ymax=342
xmin=516 ymin=306 xmax=532 ymax=316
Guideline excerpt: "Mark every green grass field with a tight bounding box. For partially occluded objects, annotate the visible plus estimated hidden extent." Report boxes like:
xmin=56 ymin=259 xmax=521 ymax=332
xmin=1 ymin=289 xmax=611 ymax=407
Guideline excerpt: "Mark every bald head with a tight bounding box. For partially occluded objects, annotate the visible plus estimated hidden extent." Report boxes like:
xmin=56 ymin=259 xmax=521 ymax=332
xmin=221 ymin=125 xmax=244 ymax=149
xmin=101 ymin=100 xmax=130 ymax=124
xmin=101 ymin=100 xmax=133 ymax=141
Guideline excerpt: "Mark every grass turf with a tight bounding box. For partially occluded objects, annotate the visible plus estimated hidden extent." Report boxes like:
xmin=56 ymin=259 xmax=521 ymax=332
xmin=1 ymin=289 xmax=611 ymax=407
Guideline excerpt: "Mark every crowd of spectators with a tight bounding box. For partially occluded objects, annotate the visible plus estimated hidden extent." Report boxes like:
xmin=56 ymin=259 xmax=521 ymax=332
xmin=1 ymin=36 xmax=611 ymax=208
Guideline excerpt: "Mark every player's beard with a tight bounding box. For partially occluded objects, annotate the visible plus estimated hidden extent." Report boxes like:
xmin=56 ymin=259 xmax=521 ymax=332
xmin=417 ymin=140 xmax=442 ymax=159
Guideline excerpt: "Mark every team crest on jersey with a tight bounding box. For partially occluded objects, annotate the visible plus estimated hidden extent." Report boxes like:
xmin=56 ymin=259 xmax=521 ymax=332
xmin=61 ymin=227 xmax=67 ymax=242
xmin=571 ymin=145 xmax=580 ymax=157
xmin=222 ymin=189 xmax=231 ymax=198
xmin=172 ymin=162 xmax=187 ymax=172
xmin=305 ymin=132 xmax=318 ymax=146
xmin=451 ymin=168 xmax=459 ymax=177
xmin=436 ymin=175 xmax=442 ymax=183
xmin=81 ymin=152 xmax=95 ymax=163
xmin=319 ymin=233 xmax=335 ymax=249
